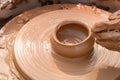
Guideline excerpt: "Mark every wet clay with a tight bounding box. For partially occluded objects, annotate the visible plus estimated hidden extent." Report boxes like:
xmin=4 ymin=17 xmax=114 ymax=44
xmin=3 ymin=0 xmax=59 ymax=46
xmin=0 ymin=4 xmax=81 ymax=80
xmin=13 ymin=9 xmax=119 ymax=80
xmin=1 ymin=4 xmax=120 ymax=80
xmin=56 ymin=23 xmax=88 ymax=44
xmin=1 ymin=0 xmax=120 ymax=28
xmin=0 ymin=3 xmax=111 ymax=35
xmin=0 ymin=4 xmax=77 ymax=35
xmin=50 ymin=21 xmax=94 ymax=58
xmin=92 ymin=10 xmax=120 ymax=51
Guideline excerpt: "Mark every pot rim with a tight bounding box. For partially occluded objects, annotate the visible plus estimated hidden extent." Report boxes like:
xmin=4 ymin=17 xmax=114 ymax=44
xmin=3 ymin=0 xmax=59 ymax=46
xmin=52 ymin=20 xmax=93 ymax=47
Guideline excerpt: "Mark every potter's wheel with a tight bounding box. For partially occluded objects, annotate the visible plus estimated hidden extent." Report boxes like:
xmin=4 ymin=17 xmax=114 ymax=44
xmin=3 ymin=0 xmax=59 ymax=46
xmin=1 ymin=4 xmax=120 ymax=80
xmin=13 ymin=5 xmax=120 ymax=80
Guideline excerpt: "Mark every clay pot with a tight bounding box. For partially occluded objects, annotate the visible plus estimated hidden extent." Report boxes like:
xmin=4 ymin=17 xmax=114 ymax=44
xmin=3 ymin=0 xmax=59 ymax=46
xmin=50 ymin=20 xmax=94 ymax=58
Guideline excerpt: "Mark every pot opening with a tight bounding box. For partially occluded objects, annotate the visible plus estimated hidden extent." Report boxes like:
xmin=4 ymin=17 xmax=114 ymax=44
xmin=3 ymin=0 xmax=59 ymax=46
xmin=56 ymin=23 xmax=89 ymax=45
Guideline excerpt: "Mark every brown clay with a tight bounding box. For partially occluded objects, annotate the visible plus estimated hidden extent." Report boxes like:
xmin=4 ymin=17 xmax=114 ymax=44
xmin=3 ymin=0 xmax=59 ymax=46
xmin=0 ymin=4 xmax=79 ymax=80
xmin=50 ymin=21 xmax=94 ymax=58
xmin=12 ymin=8 xmax=112 ymax=79
xmin=109 ymin=10 xmax=120 ymax=20
xmin=1 ymin=4 xmax=120 ymax=80
xmin=90 ymin=0 xmax=120 ymax=12
xmin=92 ymin=10 xmax=120 ymax=51
xmin=0 ymin=4 xmax=77 ymax=35
xmin=0 ymin=3 xmax=111 ymax=35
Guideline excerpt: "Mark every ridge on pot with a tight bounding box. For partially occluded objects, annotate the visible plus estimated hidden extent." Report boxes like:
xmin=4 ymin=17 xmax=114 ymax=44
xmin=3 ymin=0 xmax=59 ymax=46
xmin=50 ymin=20 xmax=95 ymax=58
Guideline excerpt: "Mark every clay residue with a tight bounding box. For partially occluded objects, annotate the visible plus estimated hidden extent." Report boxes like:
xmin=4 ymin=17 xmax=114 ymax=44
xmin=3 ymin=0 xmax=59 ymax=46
xmin=1 ymin=3 xmax=120 ymax=80
xmin=0 ymin=4 xmax=76 ymax=35
xmin=0 ymin=32 xmax=24 ymax=80
xmin=0 ymin=4 xmax=78 ymax=80
xmin=92 ymin=10 xmax=120 ymax=51
xmin=96 ymin=67 xmax=120 ymax=80
xmin=109 ymin=10 xmax=120 ymax=20
xmin=0 ymin=48 xmax=22 ymax=80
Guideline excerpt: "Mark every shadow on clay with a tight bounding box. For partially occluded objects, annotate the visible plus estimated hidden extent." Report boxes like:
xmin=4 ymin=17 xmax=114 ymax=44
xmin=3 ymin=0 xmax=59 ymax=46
xmin=51 ymin=50 xmax=97 ymax=76
xmin=114 ymin=75 xmax=120 ymax=80
xmin=96 ymin=67 xmax=120 ymax=80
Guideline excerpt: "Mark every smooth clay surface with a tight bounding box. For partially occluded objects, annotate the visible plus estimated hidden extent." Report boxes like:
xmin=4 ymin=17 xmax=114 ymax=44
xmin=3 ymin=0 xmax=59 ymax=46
xmin=56 ymin=23 xmax=88 ymax=44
